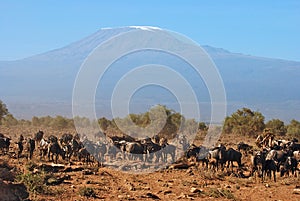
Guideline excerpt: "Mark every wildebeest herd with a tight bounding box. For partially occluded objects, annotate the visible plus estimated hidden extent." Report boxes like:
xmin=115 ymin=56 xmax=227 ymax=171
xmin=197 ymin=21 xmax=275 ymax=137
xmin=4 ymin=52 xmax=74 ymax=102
xmin=0 ymin=130 xmax=300 ymax=182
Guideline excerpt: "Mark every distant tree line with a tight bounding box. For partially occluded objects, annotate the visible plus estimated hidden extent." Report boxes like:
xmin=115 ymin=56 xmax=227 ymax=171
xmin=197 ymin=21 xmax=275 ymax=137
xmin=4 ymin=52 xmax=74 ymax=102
xmin=223 ymin=107 xmax=300 ymax=139
xmin=0 ymin=99 xmax=299 ymax=139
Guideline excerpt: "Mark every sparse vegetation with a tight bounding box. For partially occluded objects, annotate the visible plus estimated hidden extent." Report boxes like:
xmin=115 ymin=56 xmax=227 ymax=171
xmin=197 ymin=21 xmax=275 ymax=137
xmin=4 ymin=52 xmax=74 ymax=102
xmin=286 ymin=119 xmax=300 ymax=139
xmin=1 ymin=100 xmax=300 ymax=201
xmin=78 ymin=186 xmax=96 ymax=198
xmin=206 ymin=187 xmax=236 ymax=200
xmin=223 ymin=107 xmax=265 ymax=137
xmin=265 ymin=119 xmax=287 ymax=136
xmin=16 ymin=172 xmax=48 ymax=194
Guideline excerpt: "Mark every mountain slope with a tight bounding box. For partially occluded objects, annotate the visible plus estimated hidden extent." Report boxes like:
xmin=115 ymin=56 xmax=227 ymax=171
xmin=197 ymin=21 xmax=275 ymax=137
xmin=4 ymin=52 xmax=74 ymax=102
xmin=1 ymin=26 xmax=300 ymax=121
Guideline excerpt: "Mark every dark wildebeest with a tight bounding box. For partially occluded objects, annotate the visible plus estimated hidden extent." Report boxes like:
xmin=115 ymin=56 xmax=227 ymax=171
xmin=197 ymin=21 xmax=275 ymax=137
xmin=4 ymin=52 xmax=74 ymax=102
xmin=186 ymin=144 xmax=200 ymax=159
xmin=0 ymin=137 xmax=11 ymax=154
xmin=280 ymin=156 xmax=298 ymax=177
xmin=125 ymin=142 xmax=145 ymax=161
xmin=263 ymin=150 xmax=277 ymax=182
xmin=26 ymin=138 xmax=35 ymax=160
xmin=34 ymin=130 xmax=44 ymax=146
xmin=16 ymin=140 xmax=24 ymax=158
xmin=185 ymin=144 xmax=208 ymax=167
xmin=251 ymin=150 xmax=266 ymax=180
xmin=62 ymin=144 xmax=73 ymax=162
xmin=143 ymin=141 xmax=163 ymax=163
xmin=220 ymin=148 xmax=242 ymax=172
xmin=161 ymin=143 xmax=176 ymax=163
xmin=207 ymin=145 xmax=226 ymax=171
xmin=70 ymin=138 xmax=83 ymax=158
xmin=48 ymin=142 xmax=65 ymax=163
xmin=94 ymin=142 xmax=107 ymax=165
xmin=48 ymin=135 xmax=58 ymax=143
xmin=237 ymin=142 xmax=253 ymax=155
xmin=267 ymin=149 xmax=289 ymax=172
xmin=78 ymin=147 xmax=91 ymax=165
xmin=263 ymin=159 xmax=277 ymax=182
xmin=289 ymin=142 xmax=300 ymax=152
xmin=60 ymin=133 xmax=73 ymax=146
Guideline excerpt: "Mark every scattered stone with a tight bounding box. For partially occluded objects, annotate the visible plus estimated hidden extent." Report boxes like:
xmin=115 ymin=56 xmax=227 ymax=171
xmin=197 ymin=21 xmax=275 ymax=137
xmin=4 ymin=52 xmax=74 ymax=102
xmin=126 ymin=183 xmax=135 ymax=191
xmin=265 ymin=183 xmax=270 ymax=188
xmin=145 ymin=193 xmax=160 ymax=200
xmin=164 ymin=190 xmax=172 ymax=195
xmin=293 ymin=189 xmax=300 ymax=194
xmin=190 ymin=187 xmax=202 ymax=193
xmin=177 ymin=193 xmax=187 ymax=199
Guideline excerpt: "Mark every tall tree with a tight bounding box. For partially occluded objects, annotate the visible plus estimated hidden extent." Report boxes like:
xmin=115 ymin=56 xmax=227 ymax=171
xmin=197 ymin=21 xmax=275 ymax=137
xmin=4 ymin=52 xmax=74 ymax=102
xmin=286 ymin=119 xmax=300 ymax=139
xmin=223 ymin=107 xmax=265 ymax=136
xmin=265 ymin=119 xmax=286 ymax=136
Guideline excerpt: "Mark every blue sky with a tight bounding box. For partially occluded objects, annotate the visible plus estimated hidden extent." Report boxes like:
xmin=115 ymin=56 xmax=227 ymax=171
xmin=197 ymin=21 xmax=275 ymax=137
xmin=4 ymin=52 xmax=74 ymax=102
xmin=1 ymin=0 xmax=300 ymax=61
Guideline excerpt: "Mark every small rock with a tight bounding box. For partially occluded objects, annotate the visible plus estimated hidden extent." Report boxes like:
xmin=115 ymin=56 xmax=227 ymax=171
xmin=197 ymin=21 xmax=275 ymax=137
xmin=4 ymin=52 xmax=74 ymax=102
xmin=265 ymin=183 xmax=270 ymax=188
xmin=190 ymin=187 xmax=202 ymax=193
xmin=293 ymin=189 xmax=300 ymax=194
xmin=164 ymin=190 xmax=172 ymax=195
xmin=177 ymin=193 xmax=186 ymax=199
xmin=145 ymin=193 xmax=160 ymax=200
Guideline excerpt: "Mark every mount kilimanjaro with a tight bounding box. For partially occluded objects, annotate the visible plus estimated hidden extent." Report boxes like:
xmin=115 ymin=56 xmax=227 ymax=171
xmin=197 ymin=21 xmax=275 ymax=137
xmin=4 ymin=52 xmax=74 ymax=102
xmin=1 ymin=26 xmax=300 ymax=122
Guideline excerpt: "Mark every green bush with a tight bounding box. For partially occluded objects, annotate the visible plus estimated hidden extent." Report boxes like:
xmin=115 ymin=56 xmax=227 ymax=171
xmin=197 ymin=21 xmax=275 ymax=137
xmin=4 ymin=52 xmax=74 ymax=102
xmin=17 ymin=172 xmax=48 ymax=194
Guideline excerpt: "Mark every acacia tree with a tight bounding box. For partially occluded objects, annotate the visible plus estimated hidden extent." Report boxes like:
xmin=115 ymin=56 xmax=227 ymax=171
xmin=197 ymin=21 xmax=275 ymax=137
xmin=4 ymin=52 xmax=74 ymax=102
xmin=223 ymin=107 xmax=265 ymax=137
xmin=0 ymin=100 xmax=9 ymax=124
xmin=265 ymin=119 xmax=287 ymax=136
xmin=286 ymin=119 xmax=300 ymax=139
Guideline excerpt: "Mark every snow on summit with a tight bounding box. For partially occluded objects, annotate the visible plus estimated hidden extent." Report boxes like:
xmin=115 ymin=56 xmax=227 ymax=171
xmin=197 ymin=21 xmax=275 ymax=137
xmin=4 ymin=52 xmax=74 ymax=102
xmin=100 ymin=26 xmax=162 ymax=31
xmin=128 ymin=26 xmax=162 ymax=31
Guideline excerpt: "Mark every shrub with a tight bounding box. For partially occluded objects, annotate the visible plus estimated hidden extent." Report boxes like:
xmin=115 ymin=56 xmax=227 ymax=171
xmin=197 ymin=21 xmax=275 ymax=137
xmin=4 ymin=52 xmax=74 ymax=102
xmin=79 ymin=186 xmax=96 ymax=198
xmin=206 ymin=188 xmax=236 ymax=200
xmin=16 ymin=172 xmax=48 ymax=194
